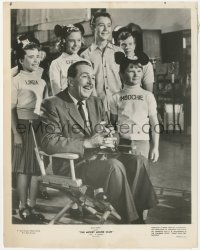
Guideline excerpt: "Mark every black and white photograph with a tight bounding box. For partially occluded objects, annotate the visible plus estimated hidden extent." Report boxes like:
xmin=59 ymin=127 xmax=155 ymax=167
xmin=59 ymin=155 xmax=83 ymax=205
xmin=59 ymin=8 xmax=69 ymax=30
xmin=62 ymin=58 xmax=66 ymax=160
xmin=4 ymin=1 xmax=198 ymax=248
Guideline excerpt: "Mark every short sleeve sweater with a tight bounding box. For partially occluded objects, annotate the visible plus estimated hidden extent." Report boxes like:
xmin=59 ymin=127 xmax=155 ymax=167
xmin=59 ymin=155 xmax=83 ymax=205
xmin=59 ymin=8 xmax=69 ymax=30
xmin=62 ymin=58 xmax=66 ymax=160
xmin=49 ymin=52 xmax=83 ymax=95
xmin=110 ymin=84 xmax=157 ymax=140
xmin=12 ymin=70 xmax=46 ymax=120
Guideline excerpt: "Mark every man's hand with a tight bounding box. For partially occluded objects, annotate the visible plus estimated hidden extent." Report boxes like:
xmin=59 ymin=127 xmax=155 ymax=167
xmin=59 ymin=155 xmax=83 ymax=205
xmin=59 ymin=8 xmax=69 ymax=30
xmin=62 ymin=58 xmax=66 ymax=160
xmin=13 ymin=133 xmax=23 ymax=146
xmin=99 ymin=121 xmax=115 ymax=137
xmin=83 ymin=133 xmax=118 ymax=149
xmin=83 ymin=134 xmax=104 ymax=149
xmin=150 ymin=147 xmax=159 ymax=163
xmin=101 ymin=137 xmax=118 ymax=149
xmin=105 ymin=125 xmax=116 ymax=137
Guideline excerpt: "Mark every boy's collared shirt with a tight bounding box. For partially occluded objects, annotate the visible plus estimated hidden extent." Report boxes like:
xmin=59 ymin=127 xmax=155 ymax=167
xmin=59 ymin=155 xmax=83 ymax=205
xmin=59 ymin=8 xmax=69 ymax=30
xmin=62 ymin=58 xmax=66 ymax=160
xmin=81 ymin=42 xmax=123 ymax=111
xmin=110 ymin=84 xmax=157 ymax=140
xmin=142 ymin=61 xmax=154 ymax=86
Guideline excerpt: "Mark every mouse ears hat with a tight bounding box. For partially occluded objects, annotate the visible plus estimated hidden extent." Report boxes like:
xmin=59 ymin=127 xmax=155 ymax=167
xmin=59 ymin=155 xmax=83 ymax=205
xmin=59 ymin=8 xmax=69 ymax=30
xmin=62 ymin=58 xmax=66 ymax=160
xmin=115 ymin=51 xmax=149 ymax=70
xmin=112 ymin=26 xmax=128 ymax=44
xmin=13 ymin=34 xmax=40 ymax=51
xmin=54 ymin=23 xmax=84 ymax=39
xmin=113 ymin=26 xmax=142 ymax=41
xmin=112 ymin=23 xmax=143 ymax=53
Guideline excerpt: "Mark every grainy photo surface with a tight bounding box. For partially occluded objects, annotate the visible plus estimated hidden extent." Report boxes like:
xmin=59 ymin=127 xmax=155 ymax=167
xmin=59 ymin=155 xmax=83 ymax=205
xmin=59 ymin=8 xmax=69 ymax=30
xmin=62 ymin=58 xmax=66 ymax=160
xmin=4 ymin=2 xmax=198 ymax=248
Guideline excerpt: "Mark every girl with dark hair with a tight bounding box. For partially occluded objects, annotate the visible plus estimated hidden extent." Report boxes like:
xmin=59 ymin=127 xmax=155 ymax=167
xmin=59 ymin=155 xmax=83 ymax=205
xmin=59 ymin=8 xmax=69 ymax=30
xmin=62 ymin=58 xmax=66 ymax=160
xmin=49 ymin=24 xmax=85 ymax=95
xmin=113 ymin=23 xmax=154 ymax=92
xmin=11 ymin=42 xmax=46 ymax=223
xmin=11 ymin=35 xmax=51 ymax=201
xmin=11 ymin=35 xmax=44 ymax=78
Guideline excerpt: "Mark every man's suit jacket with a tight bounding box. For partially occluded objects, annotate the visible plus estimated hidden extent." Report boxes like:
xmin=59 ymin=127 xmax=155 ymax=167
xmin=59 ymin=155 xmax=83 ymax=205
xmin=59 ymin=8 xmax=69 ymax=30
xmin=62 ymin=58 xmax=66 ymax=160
xmin=40 ymin=88 xmax=158 ymax=221
xmin=40 ymin=88 xmax=107 ymax=175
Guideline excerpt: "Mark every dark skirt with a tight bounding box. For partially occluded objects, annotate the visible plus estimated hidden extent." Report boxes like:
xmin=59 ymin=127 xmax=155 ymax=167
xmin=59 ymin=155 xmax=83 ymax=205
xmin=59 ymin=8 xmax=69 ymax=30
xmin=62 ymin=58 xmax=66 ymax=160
xmin=12 ymin=119 xmax=41 ymax=175
xmin=117 ymin=153 xmax=158 ymax=211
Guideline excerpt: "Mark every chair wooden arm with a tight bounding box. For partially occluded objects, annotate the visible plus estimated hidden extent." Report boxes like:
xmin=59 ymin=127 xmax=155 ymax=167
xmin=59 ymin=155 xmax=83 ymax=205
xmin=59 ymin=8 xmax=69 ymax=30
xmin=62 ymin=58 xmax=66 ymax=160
xmin=39 ymin=151 xmax=79 ymax=160
xmin=39 ymin=151 xmax=79 ymax=181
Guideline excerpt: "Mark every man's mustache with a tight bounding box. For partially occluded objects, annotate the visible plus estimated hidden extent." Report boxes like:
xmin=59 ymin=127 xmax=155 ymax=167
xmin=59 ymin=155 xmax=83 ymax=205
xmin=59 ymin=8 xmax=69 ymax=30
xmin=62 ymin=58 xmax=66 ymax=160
xmin=83 ymin=85 xmax=93 ymax=89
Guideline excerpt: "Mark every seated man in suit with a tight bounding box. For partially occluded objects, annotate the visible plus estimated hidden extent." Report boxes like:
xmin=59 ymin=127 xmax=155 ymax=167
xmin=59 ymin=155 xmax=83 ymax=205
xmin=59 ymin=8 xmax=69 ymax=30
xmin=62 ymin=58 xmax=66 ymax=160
xmin=40 ymin=60 xmax=157 ymax=224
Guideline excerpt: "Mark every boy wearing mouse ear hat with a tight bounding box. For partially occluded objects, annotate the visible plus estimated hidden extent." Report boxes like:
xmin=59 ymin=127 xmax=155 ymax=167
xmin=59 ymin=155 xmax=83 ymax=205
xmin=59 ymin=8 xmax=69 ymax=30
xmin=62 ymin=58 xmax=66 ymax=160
xmin=110 ymin=51 xmax=159 ymax=164
xmin=112 ymin=23 xmax=154 ymax=93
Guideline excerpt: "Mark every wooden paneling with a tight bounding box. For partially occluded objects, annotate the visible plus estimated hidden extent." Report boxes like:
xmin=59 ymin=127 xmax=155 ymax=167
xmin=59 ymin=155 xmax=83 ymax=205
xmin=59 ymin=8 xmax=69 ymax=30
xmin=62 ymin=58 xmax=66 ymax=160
xmin=161 ymin=31 xmax=183 ymax=63
xmin=143 ymin=30 xmax=161 ymax=59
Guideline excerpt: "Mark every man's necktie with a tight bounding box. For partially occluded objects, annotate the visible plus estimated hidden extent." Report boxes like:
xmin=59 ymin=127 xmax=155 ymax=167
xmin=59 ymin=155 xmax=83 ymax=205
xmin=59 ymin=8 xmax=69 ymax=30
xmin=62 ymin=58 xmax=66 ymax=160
xmin=77 ymin=101 xmax=87 ymax=122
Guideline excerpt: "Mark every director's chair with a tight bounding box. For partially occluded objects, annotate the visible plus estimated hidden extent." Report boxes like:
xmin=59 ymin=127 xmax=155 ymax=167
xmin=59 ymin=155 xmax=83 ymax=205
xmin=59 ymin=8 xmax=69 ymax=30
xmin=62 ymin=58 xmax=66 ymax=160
xmin=30 ymin=121 xmax=121 ymax=224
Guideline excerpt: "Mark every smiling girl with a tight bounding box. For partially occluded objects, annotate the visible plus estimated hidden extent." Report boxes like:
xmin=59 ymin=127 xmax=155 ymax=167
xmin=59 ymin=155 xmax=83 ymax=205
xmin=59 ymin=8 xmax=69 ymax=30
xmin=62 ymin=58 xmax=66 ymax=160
xmin=11 ymin=42 xmax=46 ymax=223
xmin=49 ymin=24 xmax=85 ymax=95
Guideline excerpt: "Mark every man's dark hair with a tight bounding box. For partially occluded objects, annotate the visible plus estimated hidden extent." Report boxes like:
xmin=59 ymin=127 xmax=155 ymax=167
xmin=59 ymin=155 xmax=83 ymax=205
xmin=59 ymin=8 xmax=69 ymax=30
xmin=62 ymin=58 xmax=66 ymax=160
xmin=90 ymin=12 xmax=112 ymax=26
xmin=68 ymin=61 xmax=92 ymax=78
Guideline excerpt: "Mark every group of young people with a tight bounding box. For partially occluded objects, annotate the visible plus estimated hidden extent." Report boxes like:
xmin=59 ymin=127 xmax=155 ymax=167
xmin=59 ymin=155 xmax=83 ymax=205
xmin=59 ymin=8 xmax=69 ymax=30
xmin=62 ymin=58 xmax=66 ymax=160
xmin=11 ymin=11 xmax=159 ymax=224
